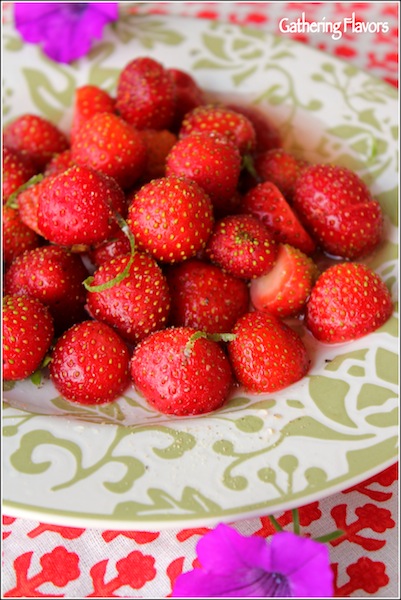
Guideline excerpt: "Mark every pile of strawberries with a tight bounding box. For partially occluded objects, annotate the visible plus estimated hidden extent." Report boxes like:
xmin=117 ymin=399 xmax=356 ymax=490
xmin=2 ymin=57 xmax=394 ymax=416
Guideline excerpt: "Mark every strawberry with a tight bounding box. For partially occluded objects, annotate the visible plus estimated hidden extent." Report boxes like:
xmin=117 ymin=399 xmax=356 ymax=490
xmin=179 ymin=104 xmax=256 ymax=154
xmin=71 ymin=112 xmax=147 ymax=190
xmin=70 ymin=84 xmax=115 ymax=143
xmin=165 ymin=131 xmax=241 ymax=212
xmin=242 ymin=181 xmax=316 ymax=255
xmin=226 ymin=103 xmax=282 ymax=154
xmin=305 ymin=262 xmax=393 ymax=343
xmin=44 ymin=149 xmax=75 ymax=177
xmin=37 ymin=165 xmax=126 ymax=247
xmin=250 ymin=243 xmax=319 ymax=318
xmin=253 ymin=148 xmax=307 ymax=200
xmin=167 ymin=68 xmax=206 ymax=131
xmin=138 ymin=128 xmax=177 ymax=182
xmin=127 ymin=175 xmax=214 ymax=263
xmin=89 ymin=229 xmax=131 ymax=267
xmin=3 ymin=114 xmax=69 ymax=172
xmin=228 ymin=311 xmax=310 ymax=393
xmin=116 ymin=57 xmax=176 ymax=130
xmin=2 ymin=205 xmax=42 ymax=266
xmin=130 ymin=327 xmax=233 ymax=416
xmin=85 ymin=252 xmax=171 ymax=344
xmin=2 ymin=145 xmax=37 ymax=202
xmin=49 ymin=320 xmax=131 ymax=405
xmin=3 ymin=294 xmax=54 ymax=381
xmin=292 ymin=164 xmax=384 ymax=259
xmin=166 ymin=259 xmax=249 ymax=333
xmin=4 ymin=245 xmax=89 ymax=332
xmin=17 ymin=175 xmax=55 ymax=236
xmin=206 ymin=214 xmax=278 ymax=279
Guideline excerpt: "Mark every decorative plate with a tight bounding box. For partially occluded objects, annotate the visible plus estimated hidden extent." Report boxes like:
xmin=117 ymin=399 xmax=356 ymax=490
xmin=2 ymin=13 xmax=399 ymax=530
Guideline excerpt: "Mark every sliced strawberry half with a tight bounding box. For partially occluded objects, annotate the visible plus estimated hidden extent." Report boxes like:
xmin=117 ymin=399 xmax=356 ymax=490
xmin=242 ymin=181 xmax=316 ymax=255
xmin=70 ymin=84 xmax=115 ymax=143
xmin=250 ymin=243 xmax=319 ymax=318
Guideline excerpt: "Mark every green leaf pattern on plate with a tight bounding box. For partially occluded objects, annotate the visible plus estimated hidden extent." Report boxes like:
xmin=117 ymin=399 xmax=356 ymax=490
xmin=2 ymin=15 xmax=398 ymax=526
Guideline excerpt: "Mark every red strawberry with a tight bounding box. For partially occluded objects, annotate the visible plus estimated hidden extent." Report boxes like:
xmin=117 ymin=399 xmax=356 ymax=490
xmin=2 ymin=205 xmax=42 ymax=266
xmin=226 ymin=103 xmax=282 ymax=154
xmin=17 ymin=175 xmax=55 ymax=236
xmin=138 ymin=128 xmax=177 ymax=182
xmin=44 ymin=149 xmax=75 ymax=177
xmin=3 ymin=114 xmax=69 ymax=172
xmin=127 ymin=175 xmax=214 ymax=263
xmin=166 ymin=259 xmax=249 ymax=333
xmin=37 ymin=165 xmax=126 ymax=247
xmin=305 ymin=262 xmax=393 ymax=343
xmin=89 ymin=229 xmax=131 ymax=267
xmin=166 ymin=131 xmax=241 ymax=212
xmin=71 ymin=112 xmax=147 ymax=190
xmin=49 ymin=320 xmax=131 ymax=405
xmin=253 ymin=148 xmax=307 ymax=200
xmin=116 ymin=57 xmax=176 ymax=130
xmin=293 ymin=164 xmax=384 ymax=259
xmin=3 ymin=294 xmax=54 ymax=381
xmin=167 ymin=68 xmax=206 ymax=130
xmin=85 ymin=252 xmax=171 ymax=345
xmin=250 ymin=243 xmax=319 ymax=318
xmin=179 ymin=104 xmax=256 ymax=154
xmin=206 ymin=214 xmax=278 ymax=279
xmin=242 ymin=181 xmax=316 ymax=255
xmin=130 ymin=327 xmax=233 ymax=416
xmin=70 ymin=84 xmax=115 ymax=142
xmin=228 ymin=311 xmax=310 ymax=393
xmin=2 ymin=145 xmax=37 ymax=202
xmin=4 ymin=245 xmax=89 ymax=332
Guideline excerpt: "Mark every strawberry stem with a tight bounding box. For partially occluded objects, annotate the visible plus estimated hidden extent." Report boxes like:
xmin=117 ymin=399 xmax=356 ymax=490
xmin=267 ymin=514 xmax=283 ymax=532
xmin=292 ymin=508 xmax=300 ymax=535
xmin=6 ymin=173 xmax=44 ymax=208
xmin=83 ymin=214 xmax=136 ymax=292
xmin=267 ymin=509 xmax=344 ymax=543
xmin=314 ymin=529 xmax=344 ymax=543
xmin=241 ymin=153 xmax=259 ymax=180
xmin=184 ymin=331 xmax=236 ymax=357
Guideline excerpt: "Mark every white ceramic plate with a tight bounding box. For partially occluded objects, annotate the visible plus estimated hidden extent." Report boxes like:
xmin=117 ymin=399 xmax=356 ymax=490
xmin=2 ymin=13 xmax=399 ymax=530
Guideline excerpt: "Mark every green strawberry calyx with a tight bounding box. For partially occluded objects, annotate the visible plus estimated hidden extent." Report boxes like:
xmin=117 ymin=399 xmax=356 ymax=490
xmin=6 ymin=173 xmax=44 ymax=208
xmin=83 ymin=213 xmax=136 ymax=292
xmin=184 ymin=331 xmax=236 ymax=358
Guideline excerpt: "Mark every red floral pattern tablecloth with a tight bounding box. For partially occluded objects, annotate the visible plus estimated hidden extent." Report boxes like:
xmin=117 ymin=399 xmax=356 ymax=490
xmin=2 ymin=2 xmax=399 ymax=598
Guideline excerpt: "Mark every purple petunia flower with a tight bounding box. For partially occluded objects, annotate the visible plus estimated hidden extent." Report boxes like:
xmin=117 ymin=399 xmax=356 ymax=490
xmin=172 ymin=524 xmax=334 ymax=597
xmin=14 ymin=2 xmax=118 ymax=64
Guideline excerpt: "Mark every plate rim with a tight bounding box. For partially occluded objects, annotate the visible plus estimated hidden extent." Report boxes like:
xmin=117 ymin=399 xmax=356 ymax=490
xmin=3 ymin=455 xmax=398 ymax=531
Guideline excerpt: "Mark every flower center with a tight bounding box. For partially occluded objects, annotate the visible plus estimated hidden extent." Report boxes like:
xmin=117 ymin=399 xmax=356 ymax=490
xmin=261 ymin=571 xmax=291 ymax=597
xmin=62 ymin=3 xmax=88 ymax=18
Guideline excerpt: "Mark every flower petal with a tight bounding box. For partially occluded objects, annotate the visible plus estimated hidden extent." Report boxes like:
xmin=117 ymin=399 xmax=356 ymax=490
xmin=172 ymin=567 xmax=290 ymax=598
xmin=173 ymin=524 xmax=292 ymax=597
xmin=172 ymin=526 xmax=334 ymax=598
xmin=88 ymin=4 xmax=119 ymax=20
xmin=14 ymin=2 xmax=118 ymax=64
xmin=196 ymin=523 xmax=272 ymax=573
xmin=269 ymin=531 xmax=334 ymax=597
xmin=78 ymin=6 xmax=118 ymax=42
xmin=14 ymin=3 xmax=61 ymax=43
